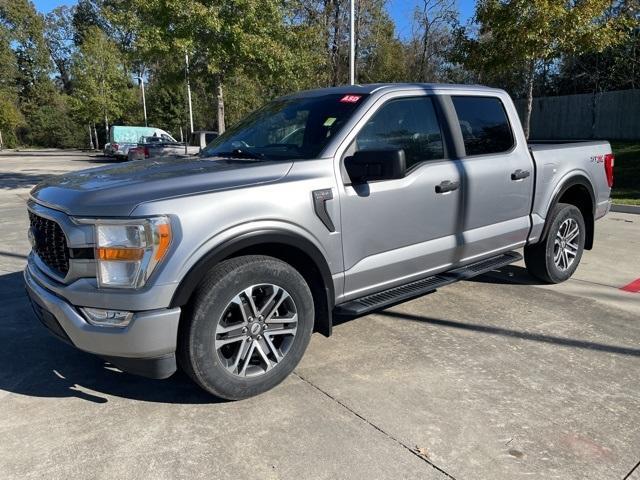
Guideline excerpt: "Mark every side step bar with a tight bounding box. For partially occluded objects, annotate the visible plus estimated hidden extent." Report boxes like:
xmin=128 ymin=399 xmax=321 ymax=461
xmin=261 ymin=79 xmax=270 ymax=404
xmin=334 ymin=251 xmax=522 ymax=316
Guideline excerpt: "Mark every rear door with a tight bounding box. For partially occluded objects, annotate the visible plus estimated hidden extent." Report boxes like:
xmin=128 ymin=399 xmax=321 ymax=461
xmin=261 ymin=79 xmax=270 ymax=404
xmin=448 ymin=95 xmax=534 ymax=262
xmin=337 ymin=94 xmax=462 ymax=300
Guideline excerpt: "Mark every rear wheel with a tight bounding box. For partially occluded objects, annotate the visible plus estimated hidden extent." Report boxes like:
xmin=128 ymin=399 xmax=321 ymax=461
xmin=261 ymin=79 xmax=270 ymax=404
xmin=524 ymin=203 xmax=586 ymax=284
xmin=178 ymin=255 xmax=314 ymax=400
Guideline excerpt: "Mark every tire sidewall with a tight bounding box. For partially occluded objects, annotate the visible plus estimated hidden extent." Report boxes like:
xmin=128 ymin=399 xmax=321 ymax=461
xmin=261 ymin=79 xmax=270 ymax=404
xmin=188 ymin=257 xmax=314 ymax=400
xmin=544 ymin=204 xmax=585 ymax=283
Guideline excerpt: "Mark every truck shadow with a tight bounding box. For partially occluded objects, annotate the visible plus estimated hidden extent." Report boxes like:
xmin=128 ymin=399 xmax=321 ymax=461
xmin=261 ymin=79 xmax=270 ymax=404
xmin=0 ymin=172 xmax=53 ymax=190
xmin=0 ymin=271 xmax=220 ymax=404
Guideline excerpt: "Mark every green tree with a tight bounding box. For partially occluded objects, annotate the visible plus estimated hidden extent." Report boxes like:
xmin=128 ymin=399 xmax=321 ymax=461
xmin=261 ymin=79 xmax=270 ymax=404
xmin=461 ymin=0 xmax=632 ymax=138
xmin=72 ymin=0 xmax=105 ymax=45
xmin=44 ymin=6 xmax=76 ymax=92
xmin=132 ymin=0 xmax=313 ymax=133
xmin=0 ymin=0 xmax=52 ymax=98
xmin=71 ymin=26 xmax=132 ymax=146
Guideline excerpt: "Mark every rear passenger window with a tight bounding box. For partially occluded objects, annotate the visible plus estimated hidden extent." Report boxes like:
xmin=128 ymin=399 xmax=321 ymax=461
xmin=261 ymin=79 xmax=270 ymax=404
xmin=451 ymin=96 xmax=514 ymax=156
xmin=354 ymin=97 xmax=444 ymax=170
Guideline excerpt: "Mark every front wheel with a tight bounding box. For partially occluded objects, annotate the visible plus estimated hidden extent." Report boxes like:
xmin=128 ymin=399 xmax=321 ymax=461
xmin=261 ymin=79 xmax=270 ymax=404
xmin=178 ymin=255 xmax=314 ymax=400
xmin=524 ymin=203 xmax=586 ymax=284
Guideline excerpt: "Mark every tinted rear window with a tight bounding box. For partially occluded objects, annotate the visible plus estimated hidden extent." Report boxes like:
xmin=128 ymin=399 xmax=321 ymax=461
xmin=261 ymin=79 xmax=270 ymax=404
xmin=451 ymin=96 xmax=514 ymax=156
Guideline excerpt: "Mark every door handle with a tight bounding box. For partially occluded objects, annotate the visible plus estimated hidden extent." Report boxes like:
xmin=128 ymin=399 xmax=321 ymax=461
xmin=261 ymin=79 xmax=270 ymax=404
xmin=435 ymin=180 xmax=460 ymax=194
xmin=511 ymin=169 xmax=530 ymax=181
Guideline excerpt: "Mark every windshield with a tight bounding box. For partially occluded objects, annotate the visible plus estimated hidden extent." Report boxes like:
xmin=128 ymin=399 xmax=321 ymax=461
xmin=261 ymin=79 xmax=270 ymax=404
xmin=200 ymin=93 xmax=367 ymax=160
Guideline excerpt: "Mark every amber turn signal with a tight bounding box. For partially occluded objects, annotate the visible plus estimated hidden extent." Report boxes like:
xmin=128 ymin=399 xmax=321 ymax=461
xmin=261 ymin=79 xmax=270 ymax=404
xmin=155 ymin=223 xmax=171 ymax=261
xmin=97 ymin=247 xmax=145 ymax=261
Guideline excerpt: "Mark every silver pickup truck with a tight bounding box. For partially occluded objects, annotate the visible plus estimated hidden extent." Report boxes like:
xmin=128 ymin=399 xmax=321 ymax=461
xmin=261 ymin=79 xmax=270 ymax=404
xmin=24 ymin=83 xmax=613 ymax=399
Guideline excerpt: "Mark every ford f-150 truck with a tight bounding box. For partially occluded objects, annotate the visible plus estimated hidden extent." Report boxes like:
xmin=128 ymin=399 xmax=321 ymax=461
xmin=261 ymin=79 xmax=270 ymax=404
xmin=24 ymin=84 xmax=614 ymax=399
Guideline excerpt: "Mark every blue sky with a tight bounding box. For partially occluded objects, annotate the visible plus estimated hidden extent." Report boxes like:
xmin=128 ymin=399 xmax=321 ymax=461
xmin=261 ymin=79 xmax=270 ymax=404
xmin=33 ymin=0 xmax=476 ymax=37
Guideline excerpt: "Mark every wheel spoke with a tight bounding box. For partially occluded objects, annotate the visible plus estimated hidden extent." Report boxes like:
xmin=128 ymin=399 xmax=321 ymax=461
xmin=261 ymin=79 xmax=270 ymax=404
xmin=262 ymin=335 xmax=283 ymax=362
xmin=554 ymin=246 xmax=563 ymax=264
xmin=258 ymin=286 xmax=281 ymax=316
xmin=216 ymin=335 xmax=246 ymax=347
xmin=229 ymin=294 xmax=250 ymax=323
xmin=566 ymin=242 xmax=578 ymax=256
xmin=229 ymin=339 xmax=251 ymax=374
xmin=264 ymin=291 xmax=292 ymax=322
xmin=566 ymin=226 xmax=579 ymax=242
xmin=216 ymin=322 xmax=247 ymax=335
xmin=254 ymin=342 xmax=273 ymax=371
xmin=266 ymin=327 xmax=297 ymax=336
xmin=243 ymin=287 xmax=259 ymax=318
xmin=239 ymin=341 xmax=257 ymax=376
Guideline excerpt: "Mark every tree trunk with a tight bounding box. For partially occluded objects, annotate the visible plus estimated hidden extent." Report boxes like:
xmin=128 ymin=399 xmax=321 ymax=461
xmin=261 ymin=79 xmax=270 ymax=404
xmin=88 ymin=124 xmax=94 ymax=149
xmin=330 ymin=0 xmax=342 ymax=86
xmin=523 ymin=61 xmax=535 ymax=140
xmin=217 ymin=82 xmax=226 ymax=134
xmin=354 ymin=0 xmax=363 ymax=83
xmin=104 ymin=114 xmax=109 ymax=149
xmin=94 ymin=124 xmax=100 ymax=150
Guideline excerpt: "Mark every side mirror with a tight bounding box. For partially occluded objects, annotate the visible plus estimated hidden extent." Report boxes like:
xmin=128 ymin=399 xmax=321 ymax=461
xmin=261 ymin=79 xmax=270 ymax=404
xmin=345 ymin=149 xmax=406 ymax=183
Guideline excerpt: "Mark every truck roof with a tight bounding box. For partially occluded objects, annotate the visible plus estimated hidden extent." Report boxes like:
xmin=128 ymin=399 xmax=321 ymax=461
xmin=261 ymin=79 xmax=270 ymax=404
xmin=282 ymin=83 xmax=505 ymax=99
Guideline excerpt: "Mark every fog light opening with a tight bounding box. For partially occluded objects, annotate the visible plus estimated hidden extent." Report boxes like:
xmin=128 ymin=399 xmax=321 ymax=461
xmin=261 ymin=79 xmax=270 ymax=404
xmin=80 ymin=308 xmax=133 ymax=328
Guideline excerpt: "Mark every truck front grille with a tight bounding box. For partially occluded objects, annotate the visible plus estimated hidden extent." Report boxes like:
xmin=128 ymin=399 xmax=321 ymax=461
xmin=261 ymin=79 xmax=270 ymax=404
xmin=28 ymin=211 xmax=70 ymax=276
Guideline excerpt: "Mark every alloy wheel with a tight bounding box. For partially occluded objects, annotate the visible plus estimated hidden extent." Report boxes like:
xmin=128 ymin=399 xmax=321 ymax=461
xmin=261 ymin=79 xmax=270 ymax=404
xmin=553 ymin=218 xmax=580 ymax=271
xmin=214 ymin=284 xmax=298 ymax=377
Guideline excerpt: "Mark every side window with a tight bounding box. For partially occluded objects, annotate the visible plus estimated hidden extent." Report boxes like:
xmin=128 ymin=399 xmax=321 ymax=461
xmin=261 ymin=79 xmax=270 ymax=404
xmin=354 ymin=97 xmax=444 ymax=170
xmin=451 ymin=96 xmax=514 ymax=156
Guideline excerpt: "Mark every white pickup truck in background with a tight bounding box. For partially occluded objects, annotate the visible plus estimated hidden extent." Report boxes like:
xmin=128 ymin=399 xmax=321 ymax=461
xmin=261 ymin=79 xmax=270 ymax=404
xmin=128 ymin=130 xmax=218 ymax=161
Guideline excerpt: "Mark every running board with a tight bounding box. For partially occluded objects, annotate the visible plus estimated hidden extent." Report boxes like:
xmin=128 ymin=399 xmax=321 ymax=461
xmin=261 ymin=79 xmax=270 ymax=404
xmin=334 ymin=251 xmax=522 ymax=316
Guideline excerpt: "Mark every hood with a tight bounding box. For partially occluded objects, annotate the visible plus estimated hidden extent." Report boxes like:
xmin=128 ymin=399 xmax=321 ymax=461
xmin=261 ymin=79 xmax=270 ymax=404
xmin=31 ymin=156 xmax=293 ymax=217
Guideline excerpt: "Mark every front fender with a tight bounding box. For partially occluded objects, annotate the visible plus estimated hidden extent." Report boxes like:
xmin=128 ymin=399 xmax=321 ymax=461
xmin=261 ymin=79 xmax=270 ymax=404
xmin=169 ymin=227 xmax=335 ymax=311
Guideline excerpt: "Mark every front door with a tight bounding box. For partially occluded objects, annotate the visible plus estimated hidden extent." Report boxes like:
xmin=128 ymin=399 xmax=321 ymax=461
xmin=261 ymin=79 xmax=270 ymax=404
xmin=337 ymin=95 xmax=462 ymax=301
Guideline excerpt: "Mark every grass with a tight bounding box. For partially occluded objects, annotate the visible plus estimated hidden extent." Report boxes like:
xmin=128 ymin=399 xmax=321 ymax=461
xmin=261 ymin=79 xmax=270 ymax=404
xmin=611 ymin=142 xmax=640 ymax=206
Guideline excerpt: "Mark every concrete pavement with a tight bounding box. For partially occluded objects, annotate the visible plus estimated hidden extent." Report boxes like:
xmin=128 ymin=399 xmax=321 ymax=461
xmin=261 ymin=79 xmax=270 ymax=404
xmin=0 ymin=150 xmax=638 ymax=479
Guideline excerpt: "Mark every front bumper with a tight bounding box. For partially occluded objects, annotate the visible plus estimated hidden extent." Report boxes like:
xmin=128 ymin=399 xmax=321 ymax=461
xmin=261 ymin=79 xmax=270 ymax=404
xmin=24 ymin=265 xmax=181 ymax=379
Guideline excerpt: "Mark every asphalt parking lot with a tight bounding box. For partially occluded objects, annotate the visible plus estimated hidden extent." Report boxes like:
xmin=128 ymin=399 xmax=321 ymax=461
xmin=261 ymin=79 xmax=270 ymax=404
xmin=1 ymin=150 xmax=639 ymax=480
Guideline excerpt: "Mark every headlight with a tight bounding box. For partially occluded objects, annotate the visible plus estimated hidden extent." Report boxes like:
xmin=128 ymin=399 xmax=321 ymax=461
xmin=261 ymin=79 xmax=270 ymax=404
xmin=94 ymin=216 xmax=172 ymax=288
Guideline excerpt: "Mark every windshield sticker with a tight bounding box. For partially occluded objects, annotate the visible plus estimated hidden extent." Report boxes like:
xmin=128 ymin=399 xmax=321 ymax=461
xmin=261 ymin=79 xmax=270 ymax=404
xmin=323 ymin=117 xmax=337 ymax=127
xmin=339 ymin=95 xmax=361 ymax=103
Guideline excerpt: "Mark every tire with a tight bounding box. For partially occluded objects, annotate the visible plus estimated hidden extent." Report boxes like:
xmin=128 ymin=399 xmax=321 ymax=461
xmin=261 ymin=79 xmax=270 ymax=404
xmin=524 ymin=203 xmax=586 ymax=284
xmin=178 ymin=255 xmax=314 ymax=400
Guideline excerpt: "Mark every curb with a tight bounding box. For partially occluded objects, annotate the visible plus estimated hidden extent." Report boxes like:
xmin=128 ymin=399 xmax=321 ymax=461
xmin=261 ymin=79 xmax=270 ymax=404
xmin=611 ymin=204 xmax=640 ymax=215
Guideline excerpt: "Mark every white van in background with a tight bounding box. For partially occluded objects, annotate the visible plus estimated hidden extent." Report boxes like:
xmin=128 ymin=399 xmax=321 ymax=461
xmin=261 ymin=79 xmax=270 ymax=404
xmin=106 ymin=126 xmax=176 ymax=160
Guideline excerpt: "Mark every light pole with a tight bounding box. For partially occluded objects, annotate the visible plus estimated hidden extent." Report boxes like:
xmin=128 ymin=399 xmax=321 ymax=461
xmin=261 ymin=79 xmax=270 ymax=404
xmin=185 ymin=53 xmax=194 ymax=135
xmin=349 ymin=0 xmax=355 ymax=85
xmin=136 ymin=75 xmax=148 ymax=127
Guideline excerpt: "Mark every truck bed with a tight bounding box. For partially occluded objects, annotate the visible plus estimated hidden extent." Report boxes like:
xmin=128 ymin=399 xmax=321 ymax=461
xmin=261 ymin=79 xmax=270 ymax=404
xmin=527 ymin=139 xmax=612 ymax=243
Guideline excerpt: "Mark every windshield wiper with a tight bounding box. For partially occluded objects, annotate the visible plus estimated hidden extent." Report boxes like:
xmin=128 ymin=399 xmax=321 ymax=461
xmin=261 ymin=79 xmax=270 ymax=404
xmin=209 ymin=148 xmax=265 ymax=160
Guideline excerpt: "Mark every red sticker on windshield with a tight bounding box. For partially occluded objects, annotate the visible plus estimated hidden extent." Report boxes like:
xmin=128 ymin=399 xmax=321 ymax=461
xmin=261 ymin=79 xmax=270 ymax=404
xmin=340 ymin=95 xmax=361 ymax=103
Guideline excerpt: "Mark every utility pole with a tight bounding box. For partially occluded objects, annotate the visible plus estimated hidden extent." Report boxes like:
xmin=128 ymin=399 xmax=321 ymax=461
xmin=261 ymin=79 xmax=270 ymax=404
xmin=349 ymin=0 xmax=355 ymax=85
xmin=185 ymin=53 xmax=194 ymax=135
xmin=137 ymin=74 xmax=148 ymax=127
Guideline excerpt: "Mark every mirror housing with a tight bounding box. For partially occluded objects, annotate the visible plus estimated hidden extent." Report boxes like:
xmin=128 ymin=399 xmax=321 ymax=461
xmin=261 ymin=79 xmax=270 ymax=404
xmin=345 ymin=149 xmax=406 ymax=183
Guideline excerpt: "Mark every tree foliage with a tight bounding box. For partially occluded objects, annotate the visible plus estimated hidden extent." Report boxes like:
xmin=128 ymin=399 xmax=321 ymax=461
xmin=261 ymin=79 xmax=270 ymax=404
xmin=70 ymin=26 xmax=136 ymax=143
xmin=459 ymin=0 xmax=634 ymax=137
xmin=0 ymin=0 xmax=637 ymax=148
